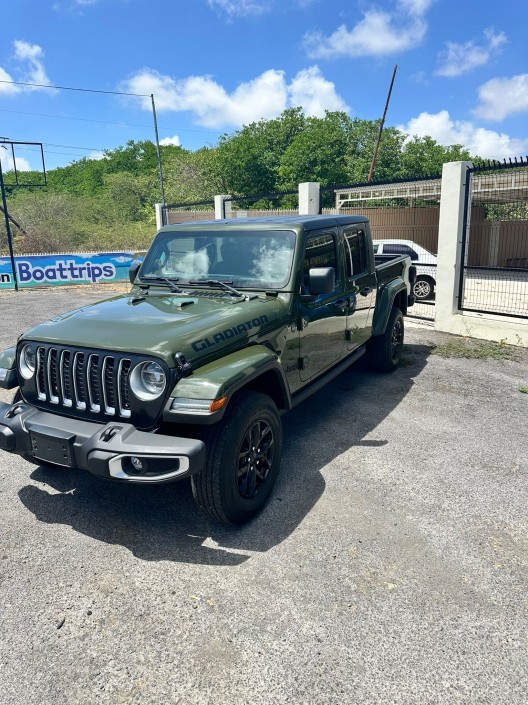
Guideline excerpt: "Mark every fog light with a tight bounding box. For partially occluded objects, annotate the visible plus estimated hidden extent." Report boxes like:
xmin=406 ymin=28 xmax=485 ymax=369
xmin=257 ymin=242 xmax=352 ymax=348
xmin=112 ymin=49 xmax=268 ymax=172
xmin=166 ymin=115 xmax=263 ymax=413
xmin=130 ymin=456 xmax=143 ymax=471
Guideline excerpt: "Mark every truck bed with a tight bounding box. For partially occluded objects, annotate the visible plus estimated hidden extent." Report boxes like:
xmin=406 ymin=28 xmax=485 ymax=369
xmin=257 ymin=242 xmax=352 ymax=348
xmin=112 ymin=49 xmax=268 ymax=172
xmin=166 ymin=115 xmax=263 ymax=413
xmin=374 ymin=254 xmax=410 ymax=286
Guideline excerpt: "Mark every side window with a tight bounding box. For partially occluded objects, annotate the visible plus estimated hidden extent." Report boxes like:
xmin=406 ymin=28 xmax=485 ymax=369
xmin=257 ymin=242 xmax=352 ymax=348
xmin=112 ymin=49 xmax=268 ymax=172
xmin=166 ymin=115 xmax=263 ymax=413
xmin=302 ymin=232 xmax=337 ymax=292
xmin=383 ymin=244 xmax=419 ymax=260
xmin=344 ymin=228 xmax=368 ymax=277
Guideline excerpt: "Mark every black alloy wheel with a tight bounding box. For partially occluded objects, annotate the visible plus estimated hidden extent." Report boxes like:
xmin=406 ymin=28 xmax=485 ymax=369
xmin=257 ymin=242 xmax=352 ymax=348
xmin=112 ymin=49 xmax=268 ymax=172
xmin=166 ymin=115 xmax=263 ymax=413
xmin=192 ymin=390 xmax=282 ymax=525
xmin=237 ymin=419 xmax=274 ymax=499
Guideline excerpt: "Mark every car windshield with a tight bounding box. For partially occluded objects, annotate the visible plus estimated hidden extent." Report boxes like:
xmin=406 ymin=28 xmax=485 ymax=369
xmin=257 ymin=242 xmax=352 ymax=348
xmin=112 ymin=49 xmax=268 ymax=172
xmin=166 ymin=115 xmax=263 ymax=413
xmin=139 ymin=229 xmax=296 ymax=289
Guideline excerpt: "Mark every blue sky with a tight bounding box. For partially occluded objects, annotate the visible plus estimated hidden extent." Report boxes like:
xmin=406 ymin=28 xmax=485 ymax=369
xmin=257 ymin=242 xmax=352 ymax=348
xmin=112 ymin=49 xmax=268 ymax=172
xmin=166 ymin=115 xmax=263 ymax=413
xmin=0 ymin=0 xmax=527 ymax=173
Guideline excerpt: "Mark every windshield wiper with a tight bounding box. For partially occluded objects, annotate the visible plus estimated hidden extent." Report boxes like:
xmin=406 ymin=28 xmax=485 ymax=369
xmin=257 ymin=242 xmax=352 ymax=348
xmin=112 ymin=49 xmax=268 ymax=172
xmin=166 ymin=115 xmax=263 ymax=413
xmin=188 ymin=279 xmax=245 ymax=298
xmin=139 ymin=276 xmax=184 ymax=293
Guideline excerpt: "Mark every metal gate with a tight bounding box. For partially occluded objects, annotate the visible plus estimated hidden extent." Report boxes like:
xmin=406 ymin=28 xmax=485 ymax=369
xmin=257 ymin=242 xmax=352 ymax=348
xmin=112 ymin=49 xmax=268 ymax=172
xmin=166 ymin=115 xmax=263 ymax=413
xmin=459 ymin=160 xmax=528 ymax=320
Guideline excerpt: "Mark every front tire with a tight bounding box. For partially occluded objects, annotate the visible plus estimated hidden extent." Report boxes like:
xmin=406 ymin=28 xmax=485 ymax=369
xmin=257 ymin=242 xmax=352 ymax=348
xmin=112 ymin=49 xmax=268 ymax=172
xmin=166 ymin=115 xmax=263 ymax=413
xmin=191 ymin=391 xmax=283 ymax=525
xmin=369 ymin=306 xmax=404 ymax=373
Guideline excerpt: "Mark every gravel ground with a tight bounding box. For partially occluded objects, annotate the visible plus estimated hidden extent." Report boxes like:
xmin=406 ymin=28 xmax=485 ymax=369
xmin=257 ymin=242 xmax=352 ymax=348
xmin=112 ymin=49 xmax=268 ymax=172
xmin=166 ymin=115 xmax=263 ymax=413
xmin=0 ymin=286 xmax=527 ymax=705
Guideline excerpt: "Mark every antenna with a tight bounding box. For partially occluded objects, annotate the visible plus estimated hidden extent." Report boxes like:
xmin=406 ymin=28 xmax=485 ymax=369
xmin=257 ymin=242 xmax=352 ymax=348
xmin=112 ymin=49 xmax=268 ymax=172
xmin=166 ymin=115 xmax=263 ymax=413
xmin=368 ymin=65 xmax=398 ymax=183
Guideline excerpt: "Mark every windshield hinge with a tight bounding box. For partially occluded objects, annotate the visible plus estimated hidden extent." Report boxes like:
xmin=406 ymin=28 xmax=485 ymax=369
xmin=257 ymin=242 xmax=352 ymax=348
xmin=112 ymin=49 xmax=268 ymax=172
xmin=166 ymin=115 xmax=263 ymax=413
xmin=174 ymin=353 xmax=192 ymax=377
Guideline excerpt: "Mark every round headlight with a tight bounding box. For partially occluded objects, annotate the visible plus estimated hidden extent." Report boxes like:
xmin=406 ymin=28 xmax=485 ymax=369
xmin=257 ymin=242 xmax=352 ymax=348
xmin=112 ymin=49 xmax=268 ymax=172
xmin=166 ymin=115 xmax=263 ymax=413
xmin=130 ymin=361 xmax=166 ymax=400
xmin=20 ymin=344 xmax=36 ymax=379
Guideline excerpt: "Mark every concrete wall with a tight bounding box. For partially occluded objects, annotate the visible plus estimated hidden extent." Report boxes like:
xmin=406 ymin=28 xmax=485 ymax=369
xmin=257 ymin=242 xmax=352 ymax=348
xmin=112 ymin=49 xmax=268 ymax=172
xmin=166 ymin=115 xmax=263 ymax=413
xmin=434 ymin=162 xmax=528 ymax=346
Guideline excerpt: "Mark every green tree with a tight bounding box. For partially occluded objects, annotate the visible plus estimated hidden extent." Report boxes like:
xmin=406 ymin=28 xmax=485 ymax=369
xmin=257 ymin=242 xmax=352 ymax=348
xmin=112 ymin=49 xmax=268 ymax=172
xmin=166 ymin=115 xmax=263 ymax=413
xmin=344 ymin=119 xmax=405 ymax=183
xmin=277 ymin=112 xmax=351 ymax=204
xmin=46 ymin=157 xmax=108 ymax=196
xmin=214 ymin=108 xmax=306 ymax=197
xmin=400 ymin=136 xmax=472 ymax=178
xmin=163 ymin=147 xmax=221 ymax=205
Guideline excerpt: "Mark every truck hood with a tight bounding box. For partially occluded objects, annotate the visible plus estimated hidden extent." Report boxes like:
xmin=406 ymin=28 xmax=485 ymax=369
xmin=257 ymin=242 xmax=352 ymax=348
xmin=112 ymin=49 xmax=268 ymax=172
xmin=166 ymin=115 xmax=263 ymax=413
xmin=20 ymin=292 xmax=288 ymax=366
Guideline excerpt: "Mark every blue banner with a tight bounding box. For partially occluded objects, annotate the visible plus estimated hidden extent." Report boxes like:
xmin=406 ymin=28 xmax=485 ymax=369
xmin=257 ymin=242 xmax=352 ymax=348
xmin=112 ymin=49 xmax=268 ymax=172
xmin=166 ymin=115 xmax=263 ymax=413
xmin=0 ymin=252 xmax=142 ymax=290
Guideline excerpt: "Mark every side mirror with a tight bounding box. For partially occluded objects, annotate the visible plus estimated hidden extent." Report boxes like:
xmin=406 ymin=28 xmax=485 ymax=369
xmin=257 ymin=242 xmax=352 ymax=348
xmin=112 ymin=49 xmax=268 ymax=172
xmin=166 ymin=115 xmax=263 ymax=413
xmin=308 ymin=267 xmax=335 ymax=295
xmin=129 ymin=260 xmax=142 ymax=284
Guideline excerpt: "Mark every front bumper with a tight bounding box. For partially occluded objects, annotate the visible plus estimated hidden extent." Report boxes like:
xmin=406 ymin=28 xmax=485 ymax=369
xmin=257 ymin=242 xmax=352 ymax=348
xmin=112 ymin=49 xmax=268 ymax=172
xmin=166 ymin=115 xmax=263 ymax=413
xmin=0 ymin=401 xmax=206 ymax=484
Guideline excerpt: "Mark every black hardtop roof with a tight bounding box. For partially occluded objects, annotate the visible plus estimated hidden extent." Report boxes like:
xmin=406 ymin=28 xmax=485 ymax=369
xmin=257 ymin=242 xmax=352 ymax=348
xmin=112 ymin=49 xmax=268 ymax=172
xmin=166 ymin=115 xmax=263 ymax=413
xmin=159 ymin=214 xmax=368 ymax=234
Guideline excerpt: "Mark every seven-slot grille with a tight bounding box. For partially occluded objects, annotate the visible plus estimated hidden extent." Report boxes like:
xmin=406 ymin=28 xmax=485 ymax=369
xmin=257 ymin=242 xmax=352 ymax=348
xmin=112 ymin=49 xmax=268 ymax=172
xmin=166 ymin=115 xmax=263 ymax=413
xmin=34 ymin=346 xmax=132 ymax=418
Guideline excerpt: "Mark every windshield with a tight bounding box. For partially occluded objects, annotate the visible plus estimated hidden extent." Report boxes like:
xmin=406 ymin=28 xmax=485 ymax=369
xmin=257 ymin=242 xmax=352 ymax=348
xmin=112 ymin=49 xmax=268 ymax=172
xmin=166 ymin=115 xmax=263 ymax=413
xmin=139 ymin=229 xmax=296 ymax=289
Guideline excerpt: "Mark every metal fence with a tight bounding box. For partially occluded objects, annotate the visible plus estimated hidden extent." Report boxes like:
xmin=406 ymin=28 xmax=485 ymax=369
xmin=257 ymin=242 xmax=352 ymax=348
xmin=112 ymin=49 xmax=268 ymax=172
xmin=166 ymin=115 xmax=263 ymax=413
xmin=161 ymin=199 xmax=215 ymax=226
xmin=459 ymin=161 xmax=528 ymax=320
xmin=161 ymin=190 xmax=299 ymax=225
xmin=225 ymin=189 xmax=298 ymax=216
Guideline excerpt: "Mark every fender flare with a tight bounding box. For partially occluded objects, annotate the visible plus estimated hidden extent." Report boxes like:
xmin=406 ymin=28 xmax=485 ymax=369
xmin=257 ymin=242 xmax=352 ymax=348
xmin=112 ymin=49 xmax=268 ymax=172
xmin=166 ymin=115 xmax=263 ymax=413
xmin=163 ymin=345 xmax=291 ymax=424
xmin=371 ymin=281 xmax=408 ymax=337
xmin=0 ymin=347 xmax=18 ymax=390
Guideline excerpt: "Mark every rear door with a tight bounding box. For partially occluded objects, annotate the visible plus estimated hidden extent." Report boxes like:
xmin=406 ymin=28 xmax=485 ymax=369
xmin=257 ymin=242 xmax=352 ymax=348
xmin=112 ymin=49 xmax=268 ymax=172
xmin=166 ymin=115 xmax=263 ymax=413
xmin=343 ymin=226 xmax=377 ymax=350
xmin=298 ymin=229 xmax=346 ymax=382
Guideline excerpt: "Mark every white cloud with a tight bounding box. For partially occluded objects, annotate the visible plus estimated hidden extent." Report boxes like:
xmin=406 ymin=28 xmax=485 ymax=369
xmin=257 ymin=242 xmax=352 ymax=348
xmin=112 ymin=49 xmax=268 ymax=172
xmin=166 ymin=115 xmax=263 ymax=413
xmin=13 ymin=40 xmax=55 ymax=90
xmin=474 ymin=74 xmax=528 ymax=121
xmin=53 ymin=0 xmax=99 ymax=10
xmin=399 ymin=110 xmax=528 ymax=160
xmin=159 ymin=135 xmax=182 ymax=147
xmin=0 ymin=67 xmax=20 ymax=95
xmin=436 ymin=28 xmax=506 ymax=77
xmin=0 ymin=146 xmax=31 ymax=172
xmin=88 ymin=150 xmax=106 ymax=160
xmin=289 ymin=66 xmax=349 ymax=116
xmin=123 ymin=69 xmax=287 ymax=127
xmin=120 ymin=66 xmax=348 ymax=128
xmin=303 ymin=0 xmax=432 ymax=59
xmin=0 ymin=41 xmax=54 ymax=95
xmin=207 ymin=0 xmax=269 ymax=17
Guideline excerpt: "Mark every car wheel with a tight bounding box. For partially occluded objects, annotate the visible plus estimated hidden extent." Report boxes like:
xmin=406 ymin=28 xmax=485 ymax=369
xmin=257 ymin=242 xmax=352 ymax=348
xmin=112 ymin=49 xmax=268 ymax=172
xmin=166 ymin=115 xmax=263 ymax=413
xmin=191 ymin=390 xmax=283 ymax=525
xmin=413 ymin=277 xmax=434 ymax=300
xmin=369 ymin=307 xmax=404 ymax=373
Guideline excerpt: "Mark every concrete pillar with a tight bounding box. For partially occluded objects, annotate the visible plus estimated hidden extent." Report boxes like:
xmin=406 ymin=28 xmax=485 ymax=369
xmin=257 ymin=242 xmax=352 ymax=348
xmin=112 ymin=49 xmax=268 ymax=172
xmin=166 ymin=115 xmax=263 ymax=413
xmin=433 ymin=162 xmax=528 ymax=345
xmin=434 ymin=161 xmax=472 ymax=323
xmin=155 ymin=203 xmax=163 ymax=230
xmin=215 ymin=195 xmax=232 ymax=220
xmin=298 ymin=182 xmax=320 ymax=215
xmin=488 ymin=222 xmax=501 ymax=267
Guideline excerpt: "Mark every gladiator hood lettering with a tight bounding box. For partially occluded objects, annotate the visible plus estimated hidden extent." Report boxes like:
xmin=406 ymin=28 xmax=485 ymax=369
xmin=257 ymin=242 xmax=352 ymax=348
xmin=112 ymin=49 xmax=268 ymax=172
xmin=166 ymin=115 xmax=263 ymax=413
xmin=19 ymin=295 xmax=281 ymax=365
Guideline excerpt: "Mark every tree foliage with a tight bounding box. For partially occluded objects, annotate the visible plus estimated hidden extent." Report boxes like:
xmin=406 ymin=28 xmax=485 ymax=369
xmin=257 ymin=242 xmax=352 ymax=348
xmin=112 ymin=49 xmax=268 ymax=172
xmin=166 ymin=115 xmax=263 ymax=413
xmin=0 ymin=114 xmax=480 ymax=253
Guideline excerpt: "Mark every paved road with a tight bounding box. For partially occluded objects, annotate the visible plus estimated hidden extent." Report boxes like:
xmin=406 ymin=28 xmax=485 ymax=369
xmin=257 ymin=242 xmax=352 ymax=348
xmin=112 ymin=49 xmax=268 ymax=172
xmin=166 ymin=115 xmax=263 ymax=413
xmin=0 ymin=286 xmax=527 ymax=705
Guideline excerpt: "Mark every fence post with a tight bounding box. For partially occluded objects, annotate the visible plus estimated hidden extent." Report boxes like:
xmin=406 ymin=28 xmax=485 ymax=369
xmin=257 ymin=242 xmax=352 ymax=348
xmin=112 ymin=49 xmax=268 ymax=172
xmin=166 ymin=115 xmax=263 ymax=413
xmin=298 ymin=182 xmax=320 ymax=215
xmin=435 ymin=161 xmax=472 ymax=325
xmin=215 ymin=195 xmax=232 ymax=220
xmin=155 ymin=203 xmax=163 ymax=230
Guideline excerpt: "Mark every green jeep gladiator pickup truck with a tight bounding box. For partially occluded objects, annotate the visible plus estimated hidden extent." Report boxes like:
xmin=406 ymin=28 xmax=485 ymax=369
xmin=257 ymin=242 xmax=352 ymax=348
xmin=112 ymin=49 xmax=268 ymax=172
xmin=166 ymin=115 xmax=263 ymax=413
xmin=0 ymin=215 xmax=415 ymax=524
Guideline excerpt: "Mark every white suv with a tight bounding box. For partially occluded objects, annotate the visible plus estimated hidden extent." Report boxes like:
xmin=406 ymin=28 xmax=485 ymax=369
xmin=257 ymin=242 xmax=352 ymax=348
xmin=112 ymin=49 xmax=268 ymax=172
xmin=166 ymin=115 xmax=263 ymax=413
xmin=373 ymin=239 xmax=437 ymax=300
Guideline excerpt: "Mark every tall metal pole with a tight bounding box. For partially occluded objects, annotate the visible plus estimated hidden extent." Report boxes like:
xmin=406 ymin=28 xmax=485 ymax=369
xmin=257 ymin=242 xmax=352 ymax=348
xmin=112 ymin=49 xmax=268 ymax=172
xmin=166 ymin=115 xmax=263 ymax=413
xmin=151 ymin=94 xmax=166 ymax=206
xmin=368 ymin=65 xmax=398 ymax=183
xmin=0 ymin=156 xmax=18 ymax=291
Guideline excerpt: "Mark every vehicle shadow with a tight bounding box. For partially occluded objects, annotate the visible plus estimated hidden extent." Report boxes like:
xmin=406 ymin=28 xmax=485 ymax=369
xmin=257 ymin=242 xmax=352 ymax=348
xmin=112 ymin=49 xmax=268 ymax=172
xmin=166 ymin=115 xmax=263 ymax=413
xmin=18 ymin=343 xmax=432 ymax=566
